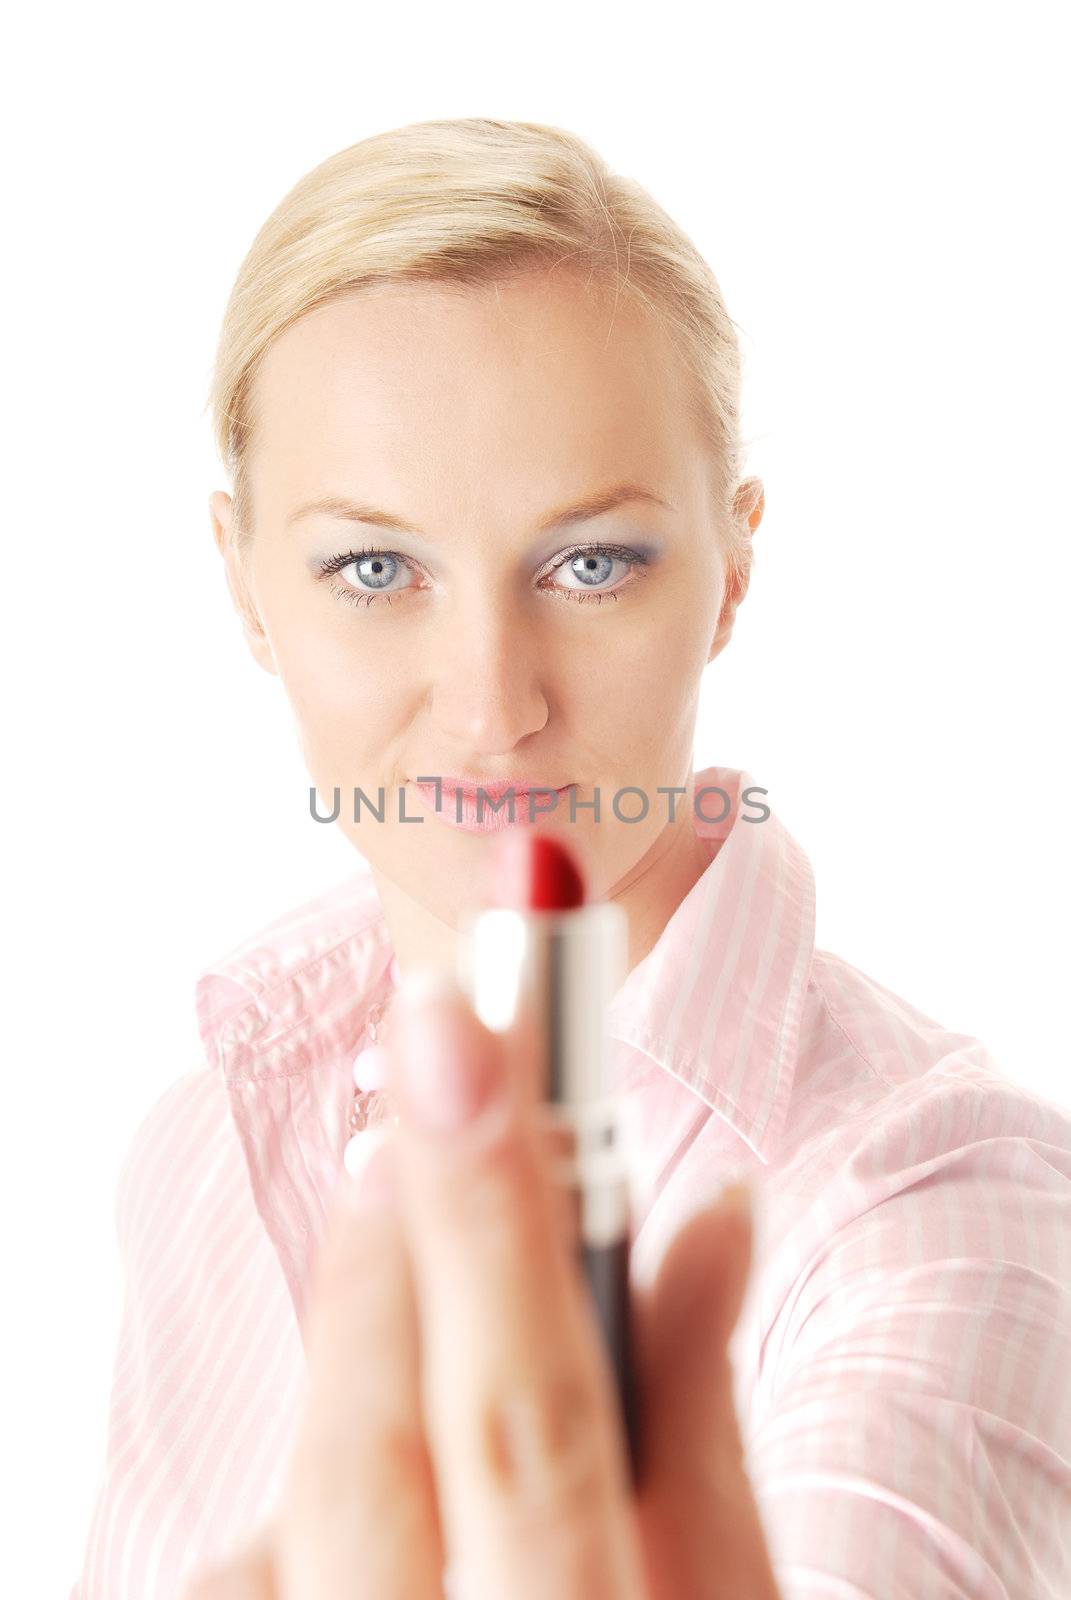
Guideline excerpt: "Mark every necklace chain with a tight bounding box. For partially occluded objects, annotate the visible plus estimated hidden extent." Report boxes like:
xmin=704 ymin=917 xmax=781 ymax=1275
xmin=347 ymin=990 xmax=399 ymax=1136
xmin=365 ymin=996 xmax=394 ymax=1043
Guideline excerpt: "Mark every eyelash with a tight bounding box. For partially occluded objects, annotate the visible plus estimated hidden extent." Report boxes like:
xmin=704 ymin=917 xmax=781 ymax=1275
xmin=316 ymin=540 xmax=651 ymax=608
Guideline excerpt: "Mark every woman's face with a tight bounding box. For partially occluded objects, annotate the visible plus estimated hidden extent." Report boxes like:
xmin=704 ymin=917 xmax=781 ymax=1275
xmin=211 ymin=267 xmax=755 ymax=926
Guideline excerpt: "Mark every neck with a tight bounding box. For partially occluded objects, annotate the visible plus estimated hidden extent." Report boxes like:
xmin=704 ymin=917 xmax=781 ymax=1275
xmin=606 ymin=805 xmax=714 ymax=972
xmin=372 ymin=873 xmax=463 ymax=985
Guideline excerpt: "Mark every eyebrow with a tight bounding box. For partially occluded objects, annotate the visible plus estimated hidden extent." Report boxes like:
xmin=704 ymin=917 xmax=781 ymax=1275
xmin=285 ymin=482 xmax=674 ymax=537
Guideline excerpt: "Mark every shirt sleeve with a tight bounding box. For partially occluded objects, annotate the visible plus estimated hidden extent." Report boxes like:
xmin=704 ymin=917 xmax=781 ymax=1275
xmin=746 ymin=1119 xmax=1071 ymax=1599
xmin=68 ymin=1067 xmax=304 ymax=1600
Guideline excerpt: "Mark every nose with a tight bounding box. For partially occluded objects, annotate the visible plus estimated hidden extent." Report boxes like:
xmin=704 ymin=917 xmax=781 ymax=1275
xmin=427 ymin=590 xmax=549 ymax=755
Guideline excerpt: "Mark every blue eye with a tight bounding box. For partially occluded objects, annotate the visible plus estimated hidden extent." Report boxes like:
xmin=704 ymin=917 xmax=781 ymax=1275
xmin=548 ymin=545 xmax=638 ymax=596
xmin=319 ymin=549 xmax=417 ymax=603
xmin=350 ymin=551 xmax=401 ymax=590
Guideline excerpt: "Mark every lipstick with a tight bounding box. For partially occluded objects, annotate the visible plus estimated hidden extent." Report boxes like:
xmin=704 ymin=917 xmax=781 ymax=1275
xmin=457 ymin=832 xmax=639 ymax=1475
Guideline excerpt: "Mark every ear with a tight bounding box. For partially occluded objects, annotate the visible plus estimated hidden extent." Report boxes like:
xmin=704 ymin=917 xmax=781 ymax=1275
xmin=707 ymin=478 xmax=765 ymax=664
xmin=208 ymin=490 xmax=278 ymax=677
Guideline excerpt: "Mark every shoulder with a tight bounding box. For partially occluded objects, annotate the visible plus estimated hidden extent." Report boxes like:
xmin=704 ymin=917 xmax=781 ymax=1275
xmin=113 ymin=1065 xmax=240 ymax=1256
xmin=759 ymin=956 xmax=1071 ymax=1469
xmin=769 ymin=948 xmax=1071 ymax=1305
xmin=804 ymin=945 xmax=1071 ymax=1136
xmin=193 ymin=869 xmax=390 ymax=1077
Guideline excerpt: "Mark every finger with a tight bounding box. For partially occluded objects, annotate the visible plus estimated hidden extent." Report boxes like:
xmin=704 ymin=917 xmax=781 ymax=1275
xmin=385 ymin=970 xmax=646 ymax=1600
xmin=634 ymin=1188 xmax=780 ymax=1600
xmin=274 ymin=1129 xmax=446 ymax=1598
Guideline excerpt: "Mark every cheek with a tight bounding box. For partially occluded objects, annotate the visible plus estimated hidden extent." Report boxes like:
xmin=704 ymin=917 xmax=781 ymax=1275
xmin=265 ymin=605 xmax=408 ymax=764
xmin=579 ymin=589 xmax=710 ymax=731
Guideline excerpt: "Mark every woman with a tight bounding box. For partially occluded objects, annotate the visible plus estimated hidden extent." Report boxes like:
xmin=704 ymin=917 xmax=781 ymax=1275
xmin=72 ymin=118 xmax=1071 ymax=1599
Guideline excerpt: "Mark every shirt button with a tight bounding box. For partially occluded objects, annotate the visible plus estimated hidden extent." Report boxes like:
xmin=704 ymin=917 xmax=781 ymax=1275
xmin=352 ymin=1042 xmax=388 ymax=1091
xmin=343 ymin=1133 xmax=365 ymax=1174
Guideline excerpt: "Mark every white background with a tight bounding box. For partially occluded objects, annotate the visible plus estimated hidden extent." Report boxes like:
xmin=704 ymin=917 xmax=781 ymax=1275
xmin=3 ymin=2 xmax=1068 ymax=1592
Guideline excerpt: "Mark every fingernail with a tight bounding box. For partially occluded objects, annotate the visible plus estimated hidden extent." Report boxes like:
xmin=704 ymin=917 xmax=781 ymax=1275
xmin=719 ymin=1182 xmax=752 ymax=1223
xmin=390 ymin=965 xmax=501 ymax=1132
xmin=340 ymin=1128 xmax=395 ymax=1210
xmin=442 ymin=1556 xmax=473 ymax=1599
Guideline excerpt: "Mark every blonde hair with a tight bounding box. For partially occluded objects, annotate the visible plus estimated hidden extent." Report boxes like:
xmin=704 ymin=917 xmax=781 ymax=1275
xmin=207 ymin=117 xmax=754 ymax=593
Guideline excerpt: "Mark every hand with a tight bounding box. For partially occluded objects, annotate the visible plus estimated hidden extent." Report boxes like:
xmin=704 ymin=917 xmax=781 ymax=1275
xmin=183 ymin=971 xmax=782 ymax=1599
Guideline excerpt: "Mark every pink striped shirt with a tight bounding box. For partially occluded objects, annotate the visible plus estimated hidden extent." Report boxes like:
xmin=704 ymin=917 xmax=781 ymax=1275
xmin=71 ymin=764 xmax=1071 ymax=1598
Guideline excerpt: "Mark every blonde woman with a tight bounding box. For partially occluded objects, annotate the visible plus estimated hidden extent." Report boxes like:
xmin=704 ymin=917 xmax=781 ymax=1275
xmin=72 ymin=119 xmax=1071 ymax=1599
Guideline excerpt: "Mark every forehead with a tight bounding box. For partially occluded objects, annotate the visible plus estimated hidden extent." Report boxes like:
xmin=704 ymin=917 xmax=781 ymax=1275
xmin=247 ymin=270 xmax=697 ymax=493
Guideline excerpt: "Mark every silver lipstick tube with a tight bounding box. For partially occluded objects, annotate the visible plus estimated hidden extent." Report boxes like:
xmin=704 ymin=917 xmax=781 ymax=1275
xmin=458 ymin=899 xmax=639 ymax=1472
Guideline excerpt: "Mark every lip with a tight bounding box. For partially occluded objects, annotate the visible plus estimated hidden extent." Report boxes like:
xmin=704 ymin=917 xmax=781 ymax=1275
xmin=409 ymin=778 xmax=573 ymax=835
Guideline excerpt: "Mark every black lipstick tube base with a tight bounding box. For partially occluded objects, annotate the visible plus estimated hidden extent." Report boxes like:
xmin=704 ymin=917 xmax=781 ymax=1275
xmin=580 ymin=1234 xmax=640 ymax=1481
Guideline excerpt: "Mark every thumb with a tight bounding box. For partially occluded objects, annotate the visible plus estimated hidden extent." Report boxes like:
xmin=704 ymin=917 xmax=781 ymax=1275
xmin=634 ymin=1185 xmax=778 ymax=1600
xmin=636 ymin=1183 xmax=754 ymax=1477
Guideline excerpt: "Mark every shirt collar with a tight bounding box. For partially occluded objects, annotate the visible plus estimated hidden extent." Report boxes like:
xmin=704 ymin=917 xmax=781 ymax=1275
xmin=605 ymin=767 xmax=816 ymax=1163
xmin=195 ymin=765 xmax=815 ymax=1167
